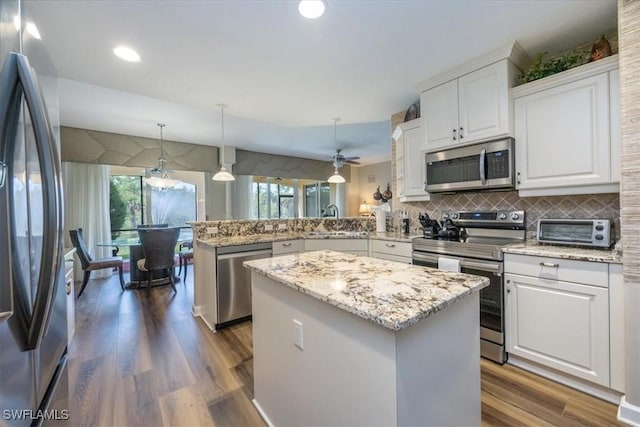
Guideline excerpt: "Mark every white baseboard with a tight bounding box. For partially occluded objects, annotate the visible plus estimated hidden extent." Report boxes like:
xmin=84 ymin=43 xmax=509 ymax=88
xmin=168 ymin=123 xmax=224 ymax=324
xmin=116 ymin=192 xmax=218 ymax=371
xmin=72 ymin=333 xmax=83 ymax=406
xmin=191 ymin=305 xmax=216 ymax=332
xmin=508 ymin=355 xmax=622 ymax=404
xmin=252 ymin=399 xmax=274 ymax=427
xmin=191 ymin=305 xmax=202 ymax=317
xmin=619 ymin=396 xmax=640 ymax=426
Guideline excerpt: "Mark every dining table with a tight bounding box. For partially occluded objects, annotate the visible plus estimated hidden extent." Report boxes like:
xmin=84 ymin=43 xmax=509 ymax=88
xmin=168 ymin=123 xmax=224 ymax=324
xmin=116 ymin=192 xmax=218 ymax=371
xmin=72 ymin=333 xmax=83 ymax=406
xmin=97 ymin=228 xmax=193 ymax=289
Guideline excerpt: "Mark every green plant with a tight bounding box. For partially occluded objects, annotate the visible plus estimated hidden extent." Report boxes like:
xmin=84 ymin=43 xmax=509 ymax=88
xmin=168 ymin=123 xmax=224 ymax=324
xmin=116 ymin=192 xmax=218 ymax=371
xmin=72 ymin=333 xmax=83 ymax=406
xmin=517 ymin=50 xmax=589 ymax=84
xmin=109 ymin=180 xmax=126 ymax=238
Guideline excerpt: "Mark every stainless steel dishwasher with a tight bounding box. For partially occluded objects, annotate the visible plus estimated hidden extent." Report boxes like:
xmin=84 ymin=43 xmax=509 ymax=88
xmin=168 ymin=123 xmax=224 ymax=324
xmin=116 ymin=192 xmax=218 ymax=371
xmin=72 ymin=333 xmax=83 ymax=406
xmin=216 ymin=242 xmax=272 ymax=328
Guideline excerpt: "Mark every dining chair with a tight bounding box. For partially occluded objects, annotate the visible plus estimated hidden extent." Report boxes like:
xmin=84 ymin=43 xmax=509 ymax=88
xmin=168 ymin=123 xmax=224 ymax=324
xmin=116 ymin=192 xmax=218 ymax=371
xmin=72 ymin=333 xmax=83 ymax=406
xmin=136 ymin=227 xmax=180 ymax=293
xmin=69 ymin=228 xmax=125 ymax=298
xmin=178 ymin=249 xmax=194 ymax=281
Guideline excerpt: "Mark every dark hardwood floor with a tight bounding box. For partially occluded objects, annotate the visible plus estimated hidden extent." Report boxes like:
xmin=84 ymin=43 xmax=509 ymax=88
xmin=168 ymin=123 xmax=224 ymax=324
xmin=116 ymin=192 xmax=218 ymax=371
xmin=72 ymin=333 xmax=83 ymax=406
xmin=67 ymin=272 xmax=623 ymax=426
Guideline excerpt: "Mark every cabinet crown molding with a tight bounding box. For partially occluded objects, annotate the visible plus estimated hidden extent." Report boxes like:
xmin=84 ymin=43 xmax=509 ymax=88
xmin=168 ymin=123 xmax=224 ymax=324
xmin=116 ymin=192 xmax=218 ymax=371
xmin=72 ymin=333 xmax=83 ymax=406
xmin=415 ymin=41 xmax=530 ymax=93
xmin=512 ymin=55 xmax=619 ymax=98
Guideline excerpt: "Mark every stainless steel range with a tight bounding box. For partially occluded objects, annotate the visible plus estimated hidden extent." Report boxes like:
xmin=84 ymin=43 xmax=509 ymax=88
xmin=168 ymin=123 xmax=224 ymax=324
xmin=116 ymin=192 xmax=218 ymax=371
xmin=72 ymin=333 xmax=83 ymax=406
xmin=412 ymin=210 xmax=525 ymax=364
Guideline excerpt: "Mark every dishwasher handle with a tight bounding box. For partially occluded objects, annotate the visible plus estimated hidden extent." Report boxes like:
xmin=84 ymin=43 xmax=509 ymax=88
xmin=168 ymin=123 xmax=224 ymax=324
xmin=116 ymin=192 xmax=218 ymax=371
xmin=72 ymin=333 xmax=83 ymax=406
xmin=217 ymin=249 xmax=272 ymax=260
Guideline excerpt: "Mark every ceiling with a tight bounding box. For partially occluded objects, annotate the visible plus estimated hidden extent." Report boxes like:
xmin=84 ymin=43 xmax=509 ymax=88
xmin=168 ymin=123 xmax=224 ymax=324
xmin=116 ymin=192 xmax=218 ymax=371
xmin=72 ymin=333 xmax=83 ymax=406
xmin=23 ymin=0 xmax=617 ymax=165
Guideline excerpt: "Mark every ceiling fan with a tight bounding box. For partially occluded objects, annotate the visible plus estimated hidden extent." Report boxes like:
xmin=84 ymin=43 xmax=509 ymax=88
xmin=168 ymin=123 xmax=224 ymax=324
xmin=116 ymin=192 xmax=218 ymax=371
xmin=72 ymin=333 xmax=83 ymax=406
xmin=331 ymin=149 xmax=361 ymax=168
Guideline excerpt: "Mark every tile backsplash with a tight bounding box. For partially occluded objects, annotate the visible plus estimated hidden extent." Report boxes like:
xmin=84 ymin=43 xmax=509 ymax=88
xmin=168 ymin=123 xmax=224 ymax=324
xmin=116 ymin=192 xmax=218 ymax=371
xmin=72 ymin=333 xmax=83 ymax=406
xmin=394 ymin=191 xmax=620 ymax=240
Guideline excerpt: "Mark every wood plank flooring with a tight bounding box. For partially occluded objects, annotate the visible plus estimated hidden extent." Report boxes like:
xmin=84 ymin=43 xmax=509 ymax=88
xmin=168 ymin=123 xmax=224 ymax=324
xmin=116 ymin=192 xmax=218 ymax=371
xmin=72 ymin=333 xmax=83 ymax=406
xmin=67 ymin=271 xmax=623 ymax=426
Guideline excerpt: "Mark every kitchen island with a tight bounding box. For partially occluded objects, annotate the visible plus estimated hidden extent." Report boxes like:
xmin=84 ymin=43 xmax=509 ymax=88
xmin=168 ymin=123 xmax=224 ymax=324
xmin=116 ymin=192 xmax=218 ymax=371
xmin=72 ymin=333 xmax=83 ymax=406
xmin=244 ymin=250 xmax=489 ymax=427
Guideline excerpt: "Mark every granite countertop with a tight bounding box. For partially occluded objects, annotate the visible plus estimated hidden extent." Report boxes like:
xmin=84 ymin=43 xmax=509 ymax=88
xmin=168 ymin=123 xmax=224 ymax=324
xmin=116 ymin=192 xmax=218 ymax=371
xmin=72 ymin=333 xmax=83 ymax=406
xmin=198 ymin=233 xmax=302 ymax=248
xmin=244 ymin=250 xmax=489 ymax=331
xmin=503 ymin=241 xmax=622 ymax=264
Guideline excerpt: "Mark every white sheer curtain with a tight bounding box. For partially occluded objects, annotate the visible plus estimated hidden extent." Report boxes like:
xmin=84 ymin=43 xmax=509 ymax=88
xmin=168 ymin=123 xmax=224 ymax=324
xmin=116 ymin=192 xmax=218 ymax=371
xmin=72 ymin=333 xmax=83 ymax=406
xmin=63 ymin=162 xmax=112 ymax=279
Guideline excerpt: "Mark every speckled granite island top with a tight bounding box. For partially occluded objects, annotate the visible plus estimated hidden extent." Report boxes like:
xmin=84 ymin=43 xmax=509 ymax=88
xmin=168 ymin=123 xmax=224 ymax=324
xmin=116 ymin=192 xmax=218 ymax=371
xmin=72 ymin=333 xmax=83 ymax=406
xmin=244 ymin=250 xmax=489 ymax=331
xmin=503 ymin=241 xmax=622 ymax=264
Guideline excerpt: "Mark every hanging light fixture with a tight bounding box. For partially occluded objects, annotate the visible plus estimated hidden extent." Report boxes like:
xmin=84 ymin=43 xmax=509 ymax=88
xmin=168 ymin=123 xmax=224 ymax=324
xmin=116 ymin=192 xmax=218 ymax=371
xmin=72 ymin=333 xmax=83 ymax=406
xmin=212 ymin=104 xmax=236 ymax=182
xmin=145 ymin=123 xmax=180 ymax=189
xmin=327 ymin=118 xmax=346 ymax=183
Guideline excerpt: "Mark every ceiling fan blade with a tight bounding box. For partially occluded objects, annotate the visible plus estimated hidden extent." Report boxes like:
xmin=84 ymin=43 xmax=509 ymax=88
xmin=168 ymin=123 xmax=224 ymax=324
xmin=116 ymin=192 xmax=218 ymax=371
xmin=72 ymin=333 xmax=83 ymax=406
xmin=344 ymin=159 xmax=361 ymax=165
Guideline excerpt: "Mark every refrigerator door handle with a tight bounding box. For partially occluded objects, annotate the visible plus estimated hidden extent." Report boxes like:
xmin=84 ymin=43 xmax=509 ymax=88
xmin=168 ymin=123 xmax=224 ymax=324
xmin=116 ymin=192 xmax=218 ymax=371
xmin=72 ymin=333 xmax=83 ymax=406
xmin=13 ymin=53 xmax=62 ymax=349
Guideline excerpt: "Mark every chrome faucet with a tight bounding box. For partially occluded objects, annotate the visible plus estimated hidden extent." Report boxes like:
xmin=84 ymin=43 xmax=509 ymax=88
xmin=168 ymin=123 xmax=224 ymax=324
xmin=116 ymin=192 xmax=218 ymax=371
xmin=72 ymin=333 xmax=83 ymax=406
xmin=324 ymin=204 xmax=339 ymax=219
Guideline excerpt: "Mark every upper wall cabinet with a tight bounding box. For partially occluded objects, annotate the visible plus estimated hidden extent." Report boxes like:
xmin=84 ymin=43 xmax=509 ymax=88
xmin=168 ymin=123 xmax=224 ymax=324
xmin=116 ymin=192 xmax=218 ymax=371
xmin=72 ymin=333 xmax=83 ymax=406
xmin=513 ymin=55 xmax=619 ymax=197
xmin=421 ymin=60 xmax=517 ymax=152
xmin=396 ymin=119 xmax=429 ymax=202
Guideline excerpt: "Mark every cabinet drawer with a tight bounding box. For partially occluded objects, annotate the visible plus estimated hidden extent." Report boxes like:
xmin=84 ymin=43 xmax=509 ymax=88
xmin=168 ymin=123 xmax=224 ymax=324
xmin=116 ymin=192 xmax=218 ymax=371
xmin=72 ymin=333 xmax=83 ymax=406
xmin=371 ymin=252 xmax=412 ymax=264
xmin=370 ymin=239 xmax=412 ymax=258
xmin=272 ymin=240 xmax=301 ymax=256
xmin=504 ymin=253 xmax=608 ymax=287
xmin=304 ymin=239 xmax=368 ymax=253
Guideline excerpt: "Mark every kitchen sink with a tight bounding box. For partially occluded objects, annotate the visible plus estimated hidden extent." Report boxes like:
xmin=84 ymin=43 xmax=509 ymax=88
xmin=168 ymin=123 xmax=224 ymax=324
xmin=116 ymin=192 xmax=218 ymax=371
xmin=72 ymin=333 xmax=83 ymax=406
xmin=305 ymin=231 xmax=369 ymax=238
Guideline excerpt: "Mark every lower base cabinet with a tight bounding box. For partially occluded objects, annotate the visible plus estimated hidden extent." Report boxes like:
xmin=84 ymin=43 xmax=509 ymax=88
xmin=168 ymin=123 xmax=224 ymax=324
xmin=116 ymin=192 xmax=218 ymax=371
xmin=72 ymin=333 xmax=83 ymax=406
xmin=505 ymin=268 xmax=610 ymax=387
xmin=303 ymin=238 xmax=368 ymax=256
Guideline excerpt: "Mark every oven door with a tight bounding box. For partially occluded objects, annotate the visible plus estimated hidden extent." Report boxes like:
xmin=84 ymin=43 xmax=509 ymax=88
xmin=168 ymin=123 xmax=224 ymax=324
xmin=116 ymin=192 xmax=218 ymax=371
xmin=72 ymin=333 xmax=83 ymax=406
xmin=412 ymin=252 xmax=504 ymax=342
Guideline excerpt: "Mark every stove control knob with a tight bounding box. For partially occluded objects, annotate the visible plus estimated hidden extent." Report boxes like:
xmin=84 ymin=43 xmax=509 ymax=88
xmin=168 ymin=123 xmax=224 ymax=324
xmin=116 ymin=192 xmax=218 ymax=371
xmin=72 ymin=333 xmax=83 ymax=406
xmin=442 ymin=213 xmax=450 ymax=220
xmin=511 ymin=213 xmax=520 ymax=220
xmin=498 ymin=213 xmax=507 ymax=220
xmin=451 ymin=213 xmax=459 ymax=220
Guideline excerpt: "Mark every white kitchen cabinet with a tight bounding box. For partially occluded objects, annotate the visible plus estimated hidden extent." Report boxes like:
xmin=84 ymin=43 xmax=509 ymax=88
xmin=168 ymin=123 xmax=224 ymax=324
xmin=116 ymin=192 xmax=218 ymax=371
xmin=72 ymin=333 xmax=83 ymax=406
xmin=369 ymin=239 xmax=412 ymax=264
xmin=504 ymin=254 xmax=610 ymax=388
xmin=513 ymin=55 xmax=619 ymax=196
xmin=609 ymin=69 xmax=621 ymax=184
xmin=272 ymin=239 xmax=301 ymax=256
xmin=609 ymin=263 xmax=624 ymax=393
xmin=421 ymin=60 xmax=515 ymax=152
xmin=396 ymin=119 xmax=429 ymax=202
xmin=304 ymin=238 xmax=368 ymax=256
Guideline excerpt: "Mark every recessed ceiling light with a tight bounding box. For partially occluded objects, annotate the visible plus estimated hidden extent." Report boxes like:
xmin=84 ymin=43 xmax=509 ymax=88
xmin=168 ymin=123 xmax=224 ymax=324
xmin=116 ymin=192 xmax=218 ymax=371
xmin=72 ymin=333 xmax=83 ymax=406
xmin=298 ymin=0 xmax=326 ymax=19
xmin=113 ymin=46 xmax=141 ymax=62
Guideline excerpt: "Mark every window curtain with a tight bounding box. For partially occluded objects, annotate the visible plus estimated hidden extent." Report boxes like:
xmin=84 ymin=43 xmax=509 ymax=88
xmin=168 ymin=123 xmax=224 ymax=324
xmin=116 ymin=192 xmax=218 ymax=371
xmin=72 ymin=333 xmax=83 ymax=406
xmin=63 ymin=162 xmax=112 ymax=280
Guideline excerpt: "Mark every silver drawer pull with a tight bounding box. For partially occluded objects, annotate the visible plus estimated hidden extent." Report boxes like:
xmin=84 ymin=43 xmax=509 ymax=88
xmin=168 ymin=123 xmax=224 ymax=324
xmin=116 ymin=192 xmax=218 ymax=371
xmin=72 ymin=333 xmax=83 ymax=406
xmin=385 ymin=243 xmax=396 ymax=248
xmin=282 ymin=243 xmax=292 ymax=247
xmin=540 ymin=262 xmax=559 ymax=268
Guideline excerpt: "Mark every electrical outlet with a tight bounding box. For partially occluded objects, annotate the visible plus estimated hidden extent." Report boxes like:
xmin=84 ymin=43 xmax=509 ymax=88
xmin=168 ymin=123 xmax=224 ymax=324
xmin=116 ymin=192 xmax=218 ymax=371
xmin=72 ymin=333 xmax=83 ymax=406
xmin=278 ymin=223 xmax=287 ymax=230
xmin=293 ymin=319 xmax=303 ymax=350
xmin=264 ymin=224 xmax=274 ymax=231
xmin=206 ymin=227 xmax=218 ymax=234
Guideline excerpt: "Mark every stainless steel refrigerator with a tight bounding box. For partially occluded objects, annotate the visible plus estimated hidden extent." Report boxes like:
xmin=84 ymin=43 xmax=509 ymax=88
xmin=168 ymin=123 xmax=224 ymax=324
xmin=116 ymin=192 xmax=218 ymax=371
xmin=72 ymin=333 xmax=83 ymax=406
xmin=1 ymin=0 xmax=68 ymax=425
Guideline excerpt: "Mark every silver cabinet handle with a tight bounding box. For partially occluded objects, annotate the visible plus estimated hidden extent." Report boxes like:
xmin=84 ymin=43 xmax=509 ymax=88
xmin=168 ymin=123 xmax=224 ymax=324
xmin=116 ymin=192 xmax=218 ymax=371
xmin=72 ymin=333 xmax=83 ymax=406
xmin=517 ymin=171 xmax=521 ymax=185
xmin=540 ymin=262 xmax=559 ymax=268
xmin=282 ymin=243 xmax=292 ymax=247
xmin=459 ymin=127 xmax=464 ymax=139
xmin=506 ymin=287 xmax=511 ymax=293
xmin=452 ymin=128 xmax=457 ymax=140
xmin=385 ymin=243 xmax=396 ymax=248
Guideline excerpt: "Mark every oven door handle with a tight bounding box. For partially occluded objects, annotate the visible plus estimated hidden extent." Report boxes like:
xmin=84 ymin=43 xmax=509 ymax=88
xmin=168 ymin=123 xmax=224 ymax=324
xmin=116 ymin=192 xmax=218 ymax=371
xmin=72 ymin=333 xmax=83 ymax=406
xmin=412 ymin=252 xmax=502 ymax=274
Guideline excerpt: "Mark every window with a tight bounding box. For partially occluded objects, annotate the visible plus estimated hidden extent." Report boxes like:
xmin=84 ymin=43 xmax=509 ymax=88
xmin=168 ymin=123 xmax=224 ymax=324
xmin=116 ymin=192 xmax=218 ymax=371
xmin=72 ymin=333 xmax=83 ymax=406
xmin=251 ymin=177 xmax=295 ymax=219
xmin=109 ymin=175 xmax=197 ymax=235
xmin=304 ymin=183 xmax=330 ymax=217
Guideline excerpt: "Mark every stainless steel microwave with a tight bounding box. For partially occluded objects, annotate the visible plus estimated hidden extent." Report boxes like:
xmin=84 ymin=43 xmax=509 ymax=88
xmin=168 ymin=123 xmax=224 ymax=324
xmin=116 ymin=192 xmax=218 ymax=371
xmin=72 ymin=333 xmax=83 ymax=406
xmin=537 ymin=218 xmax=612 ymax=248
xmin=425 ymin=138 xmax=515 ymax=193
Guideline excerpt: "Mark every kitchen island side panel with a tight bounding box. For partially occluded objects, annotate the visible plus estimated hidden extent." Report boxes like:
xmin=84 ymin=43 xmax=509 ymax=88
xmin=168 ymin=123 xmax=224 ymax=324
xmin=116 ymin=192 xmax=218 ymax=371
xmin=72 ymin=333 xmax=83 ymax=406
xmin=251 ymin=272 xmax=398 ymax=427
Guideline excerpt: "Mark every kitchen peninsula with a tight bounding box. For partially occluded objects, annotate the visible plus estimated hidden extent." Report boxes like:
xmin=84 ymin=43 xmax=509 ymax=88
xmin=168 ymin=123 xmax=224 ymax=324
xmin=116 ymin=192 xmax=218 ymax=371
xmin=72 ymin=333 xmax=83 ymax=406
xmin=244 ymin=250 xmax=489 ymax=426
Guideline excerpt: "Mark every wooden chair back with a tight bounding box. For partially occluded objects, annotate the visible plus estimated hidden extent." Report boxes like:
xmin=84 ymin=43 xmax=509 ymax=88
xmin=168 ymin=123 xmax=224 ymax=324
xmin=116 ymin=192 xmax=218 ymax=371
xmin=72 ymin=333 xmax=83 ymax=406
xmin=138 ymin=227 xmax=180 ymax=271
xmin=69 ymin=228 xmax=92 ymax=269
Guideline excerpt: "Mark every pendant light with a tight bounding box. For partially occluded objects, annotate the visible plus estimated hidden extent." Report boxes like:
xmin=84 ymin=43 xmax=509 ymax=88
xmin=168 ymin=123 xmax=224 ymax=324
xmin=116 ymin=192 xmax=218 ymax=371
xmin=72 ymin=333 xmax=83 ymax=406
xmin=146 ymin=123 xmax=180 ymax=189
xmin=212 ymin=104 xmax=235 ymax=182
xmin=327 ymin=118 xmax=346 ymax=184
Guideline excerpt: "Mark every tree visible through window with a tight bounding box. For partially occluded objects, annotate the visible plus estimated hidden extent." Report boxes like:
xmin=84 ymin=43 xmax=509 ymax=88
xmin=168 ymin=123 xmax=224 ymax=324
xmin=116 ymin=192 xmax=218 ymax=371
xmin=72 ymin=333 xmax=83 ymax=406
xmin=109 ymin=175 xmax=197 ymax=232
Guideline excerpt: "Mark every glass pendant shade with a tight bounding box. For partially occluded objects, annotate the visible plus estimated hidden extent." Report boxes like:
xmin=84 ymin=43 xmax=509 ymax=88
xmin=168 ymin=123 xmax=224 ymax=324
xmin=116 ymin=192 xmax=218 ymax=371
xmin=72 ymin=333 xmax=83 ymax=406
xmin=212 ymin=165 xmax=235 ymax=182
xmin=327 ymin=168 xmax=345 ymax=184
